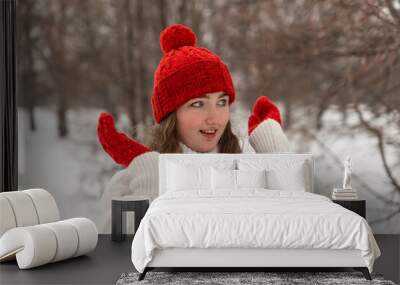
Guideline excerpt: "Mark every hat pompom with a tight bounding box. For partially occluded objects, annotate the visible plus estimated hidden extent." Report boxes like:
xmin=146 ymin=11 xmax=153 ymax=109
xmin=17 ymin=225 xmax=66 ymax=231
xmin=160 ymin=24 xmax=197 ymax=54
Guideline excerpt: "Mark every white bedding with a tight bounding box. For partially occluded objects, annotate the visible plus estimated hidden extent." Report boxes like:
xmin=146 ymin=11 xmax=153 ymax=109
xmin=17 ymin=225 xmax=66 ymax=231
xmin=131 ymin=189 xmax=381 ymax=273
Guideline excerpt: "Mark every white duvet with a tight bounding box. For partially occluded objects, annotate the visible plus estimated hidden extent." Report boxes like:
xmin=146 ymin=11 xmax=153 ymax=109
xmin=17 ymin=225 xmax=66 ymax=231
xmin=131 ymin=189 xmax=381 ymax=273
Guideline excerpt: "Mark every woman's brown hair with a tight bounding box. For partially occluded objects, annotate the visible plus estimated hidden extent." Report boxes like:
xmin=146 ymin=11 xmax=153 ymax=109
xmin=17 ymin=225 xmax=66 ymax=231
xmin=145 ymin=112 xmax=241 ymax=153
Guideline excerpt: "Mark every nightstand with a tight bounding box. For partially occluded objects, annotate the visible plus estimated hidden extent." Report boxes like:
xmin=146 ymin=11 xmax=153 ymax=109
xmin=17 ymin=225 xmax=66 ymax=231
xmin=332 ymin=199 xmax=366 ymax=218
xmin=112 ymin=195 xmax=150 ymax=242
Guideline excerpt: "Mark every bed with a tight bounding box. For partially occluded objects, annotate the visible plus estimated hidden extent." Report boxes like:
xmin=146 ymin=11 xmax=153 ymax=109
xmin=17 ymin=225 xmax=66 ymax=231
xmin=130 ymin=153 xmax=381 ymax=281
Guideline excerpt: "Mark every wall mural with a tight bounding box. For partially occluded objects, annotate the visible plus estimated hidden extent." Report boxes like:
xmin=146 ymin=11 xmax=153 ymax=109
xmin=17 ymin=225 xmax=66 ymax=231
xmin=17 ymin=0 xmax=400 ymax=234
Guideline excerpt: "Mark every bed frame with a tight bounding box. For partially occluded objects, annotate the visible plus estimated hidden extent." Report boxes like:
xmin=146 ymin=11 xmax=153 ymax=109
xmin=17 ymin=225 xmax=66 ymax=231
xmin=138 ymin=154 xmax=372 ymax=281
xmin=140 ymin=248 xmax=371 ymax=280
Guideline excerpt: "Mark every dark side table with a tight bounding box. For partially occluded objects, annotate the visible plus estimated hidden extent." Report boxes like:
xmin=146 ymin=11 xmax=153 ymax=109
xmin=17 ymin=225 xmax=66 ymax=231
xmin=112 ymin=195 xmax=150 ymax=242
xmin=332 ymin=199 xmax=366 ymax=218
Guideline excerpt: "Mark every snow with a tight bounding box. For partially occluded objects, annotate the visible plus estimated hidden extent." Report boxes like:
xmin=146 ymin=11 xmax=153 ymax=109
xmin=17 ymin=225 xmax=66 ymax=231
xmin=18 ymin=105 xmax=399 ymax=234
xmin=18 ymin=107 xmax=118 ymax=231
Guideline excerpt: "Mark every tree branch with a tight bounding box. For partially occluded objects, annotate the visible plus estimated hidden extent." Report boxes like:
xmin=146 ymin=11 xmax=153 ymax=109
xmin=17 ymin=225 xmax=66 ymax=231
xmin=354 ymin=103 xmax=400 ymax=192
xmin=302 ymin=127 xmax=400 ymax=207
xmin=385 ymin=0 xmax=400 ymax=24
xmin=370 ymin=207 xmax=400 ymax=224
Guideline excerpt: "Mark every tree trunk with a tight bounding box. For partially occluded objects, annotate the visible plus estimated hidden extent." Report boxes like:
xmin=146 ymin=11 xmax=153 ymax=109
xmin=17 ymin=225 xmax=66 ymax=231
xmin=26 ymin=40 xmax=36 ymax=132
xmin=57 ymin=94 xmax=68 ymax=137
xmin=57 ymin=0 xmax=68 ymax=137
xmin=283 ymin=100 xmax=292 ymax=129
xmin=124 ymin=0 xmax=137 ymax=137
xmin=158 ymin=0 xmax=167 ymax=29
xmin=136 ymin=0 xmax=149 ymax=130
xmin=18 ymin=0 xmax=37 ymax=131
xmin=178 ymin=0 xmax=187 ymax=23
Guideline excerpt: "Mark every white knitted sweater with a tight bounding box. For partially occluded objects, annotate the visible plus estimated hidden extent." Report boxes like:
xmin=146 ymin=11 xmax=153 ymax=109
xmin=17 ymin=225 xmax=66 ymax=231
xmin=100 ymin=119 xmax=289 ymax=232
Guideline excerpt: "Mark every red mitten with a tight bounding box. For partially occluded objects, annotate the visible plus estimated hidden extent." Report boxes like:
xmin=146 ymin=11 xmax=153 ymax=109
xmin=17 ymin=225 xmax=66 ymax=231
xmin=248 ymin=96 xmax=282 ymax=136
xmin=97 ymin=112 xmax=151 ymax=167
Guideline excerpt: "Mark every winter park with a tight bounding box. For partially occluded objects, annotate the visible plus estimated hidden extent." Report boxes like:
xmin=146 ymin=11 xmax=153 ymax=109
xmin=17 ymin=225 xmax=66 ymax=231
xmin=16 ymin=0 xmax=400 ymax=234
xmin=2 ymin=1 xmax=400 ymax=284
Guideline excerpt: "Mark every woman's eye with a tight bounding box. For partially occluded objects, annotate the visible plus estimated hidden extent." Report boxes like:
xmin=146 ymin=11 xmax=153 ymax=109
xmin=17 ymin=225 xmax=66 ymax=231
xmin=218 ymin=99 xmax=227 ymax=106
xmin=190 ymin=101 xmax=203 ymax=108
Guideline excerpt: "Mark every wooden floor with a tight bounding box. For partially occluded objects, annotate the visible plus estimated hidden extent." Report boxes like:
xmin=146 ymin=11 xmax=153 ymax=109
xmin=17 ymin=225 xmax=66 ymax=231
xmin=0 ymin=234 xmax=398 ymax=285
xmin=0 ymin=235 xmax=133 ymax=285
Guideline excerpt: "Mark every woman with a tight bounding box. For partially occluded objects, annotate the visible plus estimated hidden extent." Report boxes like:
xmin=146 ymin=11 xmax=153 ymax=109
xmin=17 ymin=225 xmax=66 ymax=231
xmin=98 ymin=24 xmax=290 ymax=232
xmin=148 ymin=90 xmax=240 ymax=154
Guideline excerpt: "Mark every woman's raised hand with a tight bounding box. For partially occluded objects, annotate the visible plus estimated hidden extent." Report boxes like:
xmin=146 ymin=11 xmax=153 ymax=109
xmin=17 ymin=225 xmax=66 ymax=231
xmin=97 ymin=112 xmax=151 ymax=167
xmin=248 ymin=96 xmax=282 ymax=136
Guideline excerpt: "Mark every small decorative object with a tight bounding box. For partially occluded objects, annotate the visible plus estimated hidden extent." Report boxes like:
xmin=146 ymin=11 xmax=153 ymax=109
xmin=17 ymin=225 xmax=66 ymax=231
xmin=332 ymin=156 xmax=358 ymax=200
xmin=343 ymin=156 xmax=352 ymax=190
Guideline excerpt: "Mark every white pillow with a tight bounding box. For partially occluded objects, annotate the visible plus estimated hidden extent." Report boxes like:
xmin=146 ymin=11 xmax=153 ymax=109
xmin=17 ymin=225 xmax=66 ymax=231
xmin=237 ymin=159 xmax=307 ymax=191
xmin=211 ymin=168 xmax=237 ymax=190
xmin=267 ymin=166 xmax=306 ymax=191
xmin=167 ymin=162 xmax=212 ymax=192
xmin=211 ymin=168 xmax=268 ymax=190
xmin=236 ymin=169 xmax=268 ymax=189
xmin=210 ymin=159 xmax=237 ymax=171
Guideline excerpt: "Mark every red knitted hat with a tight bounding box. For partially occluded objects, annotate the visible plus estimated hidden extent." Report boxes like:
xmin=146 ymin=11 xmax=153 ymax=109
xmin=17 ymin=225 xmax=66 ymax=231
xmin=151 ymin=24 xmax=236 ymax=123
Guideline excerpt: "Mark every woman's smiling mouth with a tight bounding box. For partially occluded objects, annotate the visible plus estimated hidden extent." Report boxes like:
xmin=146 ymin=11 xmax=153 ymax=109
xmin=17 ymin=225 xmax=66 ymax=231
xmin=199 ymin=128 xmax=218 ymax=138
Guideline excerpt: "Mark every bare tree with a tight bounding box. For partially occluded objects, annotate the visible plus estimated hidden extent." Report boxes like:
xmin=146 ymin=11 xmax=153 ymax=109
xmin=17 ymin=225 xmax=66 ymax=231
xmin=17 ymin=0 xmax=39 ymax=131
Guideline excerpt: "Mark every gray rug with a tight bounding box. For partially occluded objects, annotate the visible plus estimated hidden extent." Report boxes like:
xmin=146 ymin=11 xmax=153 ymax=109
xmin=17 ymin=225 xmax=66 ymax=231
xmin=116 ymin=271 xmax=396 ymax=285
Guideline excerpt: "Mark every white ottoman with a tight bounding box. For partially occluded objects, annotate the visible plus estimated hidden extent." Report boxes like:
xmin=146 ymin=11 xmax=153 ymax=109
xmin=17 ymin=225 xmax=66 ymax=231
xmin=0 ymin=189 xmax=98 ymax=269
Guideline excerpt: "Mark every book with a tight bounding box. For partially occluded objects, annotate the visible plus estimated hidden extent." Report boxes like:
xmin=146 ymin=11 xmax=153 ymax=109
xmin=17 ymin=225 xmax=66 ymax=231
xmin=333 ymin=188 xmax=357 ymax=193
xmin=332 ymin=193 xmax=359 ymax=200
xmin=332 ymin=196 xmax=359 ymax=200
xmin=333 ymin=190 xmax=357 ymax=194
xmin=333 ymin=192 xmax=358 ymax=197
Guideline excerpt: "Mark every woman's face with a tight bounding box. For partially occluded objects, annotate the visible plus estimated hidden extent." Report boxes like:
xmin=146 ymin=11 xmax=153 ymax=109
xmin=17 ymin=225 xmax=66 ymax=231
xmin=176 ymin=91 xmax=230 ymax=153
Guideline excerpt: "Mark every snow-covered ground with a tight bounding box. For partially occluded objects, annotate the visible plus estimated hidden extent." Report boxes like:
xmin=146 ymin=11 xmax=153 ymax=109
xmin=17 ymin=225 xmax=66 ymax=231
xmin=18 ymin=107 xmax=118 ymax=231
xmin=18 ymin=105 xmax=400 ymax=234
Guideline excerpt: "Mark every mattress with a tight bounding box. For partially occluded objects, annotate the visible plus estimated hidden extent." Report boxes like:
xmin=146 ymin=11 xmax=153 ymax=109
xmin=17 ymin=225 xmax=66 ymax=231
xmin=131 ymin=189 xmax=381 ymax=273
